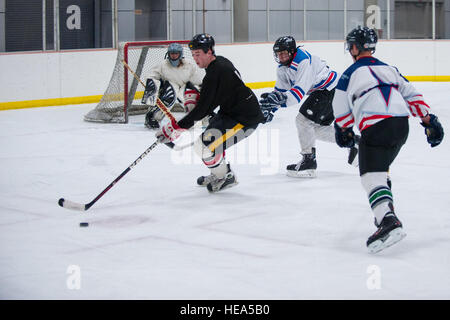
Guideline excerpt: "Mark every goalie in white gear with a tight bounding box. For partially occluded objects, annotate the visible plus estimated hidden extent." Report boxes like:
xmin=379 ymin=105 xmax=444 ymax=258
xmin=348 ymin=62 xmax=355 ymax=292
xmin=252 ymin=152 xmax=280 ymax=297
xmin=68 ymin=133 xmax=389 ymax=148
xmin=143 ymin=42 xmax=205 ymax=129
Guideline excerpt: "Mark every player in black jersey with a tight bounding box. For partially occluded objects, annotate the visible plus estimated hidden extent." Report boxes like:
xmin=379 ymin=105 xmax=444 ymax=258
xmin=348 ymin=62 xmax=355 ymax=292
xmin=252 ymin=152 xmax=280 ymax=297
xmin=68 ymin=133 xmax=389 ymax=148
xmin=156 ymin=33 xmax=265 ymax=192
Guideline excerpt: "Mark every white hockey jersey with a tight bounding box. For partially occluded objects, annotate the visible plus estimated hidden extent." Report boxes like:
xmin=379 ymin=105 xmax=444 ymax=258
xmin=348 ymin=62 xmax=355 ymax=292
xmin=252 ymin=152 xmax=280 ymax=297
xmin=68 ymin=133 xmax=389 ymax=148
xmin=333 ymin=56 xmax=430 ymax=132
xmin=148 ymin=58 xmax=205 ymax=102
xmin=274 ymin=47 xmax=338 ymax=107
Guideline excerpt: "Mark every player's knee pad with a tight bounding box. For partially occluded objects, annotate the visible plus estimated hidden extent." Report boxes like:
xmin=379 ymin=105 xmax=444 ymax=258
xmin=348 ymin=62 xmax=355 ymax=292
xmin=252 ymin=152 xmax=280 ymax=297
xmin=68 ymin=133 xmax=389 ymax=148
xmin=194 ymin=134 xmax=224 ymax=169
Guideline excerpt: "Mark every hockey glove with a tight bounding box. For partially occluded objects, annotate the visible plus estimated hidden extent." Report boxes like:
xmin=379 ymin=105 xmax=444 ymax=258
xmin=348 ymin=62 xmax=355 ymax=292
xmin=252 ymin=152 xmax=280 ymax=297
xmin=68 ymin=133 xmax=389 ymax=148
xmin=155 ymin=119 xmax=185 ymax=143
xmin=260 ymin=102 xmax=277 ymax=123
xmin=142 ymin=78 xmax=157 ymax=105
xmin=259 ymin=91 xmax=288 ymax=109
xmin=259 ymin=91 xmax=287 ymax=123
xmin=334 ymin=122 xmax=356 ymax=148
xmin=421 ymin=113 xmax=444 ymax=147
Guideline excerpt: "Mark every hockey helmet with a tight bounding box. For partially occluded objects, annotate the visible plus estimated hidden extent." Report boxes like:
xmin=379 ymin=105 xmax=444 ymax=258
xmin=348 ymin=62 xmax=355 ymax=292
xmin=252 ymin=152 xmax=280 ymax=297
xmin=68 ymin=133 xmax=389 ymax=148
xmin=188 ymin=33 xmax=215 ymax=54
xmin=166 ymin=43 xmax=184 ymax=67
xmin=273 ymin=36 xmax=297 ymax=66
xmin=346 ymin=26 xmax=378 ymax=54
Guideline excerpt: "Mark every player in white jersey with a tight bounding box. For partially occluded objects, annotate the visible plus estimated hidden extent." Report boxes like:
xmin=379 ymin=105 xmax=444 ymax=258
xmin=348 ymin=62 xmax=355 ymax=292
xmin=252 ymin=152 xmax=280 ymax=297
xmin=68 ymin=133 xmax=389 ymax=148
xmin=259 ymin=36 xmax=359 ymax=178
xmin=333 ymin=26 xmax=444 ymax=253
xmin=143 ymin=43 xmax=205 ymax=129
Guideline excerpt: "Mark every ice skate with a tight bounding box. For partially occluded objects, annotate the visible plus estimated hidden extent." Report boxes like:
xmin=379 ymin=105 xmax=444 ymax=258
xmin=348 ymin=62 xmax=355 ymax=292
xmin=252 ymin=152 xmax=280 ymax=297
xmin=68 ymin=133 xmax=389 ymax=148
xmin=197 ymin=173 xmax=216 ymax=186
xmin=206 ymin=167 xmax=238 ymax=193
xmin=367 ymin=212 xmax=406 ymax=254
xmin=286 ymin=148 xmax=317 ymax=178
xmin=197 ymin=164 xmax=231 ymax=186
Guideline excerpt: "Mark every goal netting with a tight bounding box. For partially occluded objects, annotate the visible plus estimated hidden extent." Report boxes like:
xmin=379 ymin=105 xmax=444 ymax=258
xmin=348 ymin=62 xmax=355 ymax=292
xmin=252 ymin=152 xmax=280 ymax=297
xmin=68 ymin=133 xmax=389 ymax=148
xmin=84 ymin=40 xmax=192 ymax=123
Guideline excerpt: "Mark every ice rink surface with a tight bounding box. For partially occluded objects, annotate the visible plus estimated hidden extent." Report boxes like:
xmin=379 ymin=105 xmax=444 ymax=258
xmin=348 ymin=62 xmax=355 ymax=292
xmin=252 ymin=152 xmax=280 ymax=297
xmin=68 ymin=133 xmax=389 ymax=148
xmin=0 ymin=84 xmax=449 ymax=299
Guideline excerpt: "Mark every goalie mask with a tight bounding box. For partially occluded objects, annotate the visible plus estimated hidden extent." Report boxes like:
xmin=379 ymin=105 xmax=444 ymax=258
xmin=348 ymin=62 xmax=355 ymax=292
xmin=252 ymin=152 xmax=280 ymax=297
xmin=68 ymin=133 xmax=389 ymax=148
xmin=166 ymin=43 xmax=184 ymax=67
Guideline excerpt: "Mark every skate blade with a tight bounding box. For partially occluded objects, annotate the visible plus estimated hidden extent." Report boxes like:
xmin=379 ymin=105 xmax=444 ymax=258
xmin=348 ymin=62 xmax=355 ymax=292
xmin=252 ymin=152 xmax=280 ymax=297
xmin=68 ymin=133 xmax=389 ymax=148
xmin=286 ymin=169 xmax=317 ymax=178
xmin=208 ymin=180 xmax=239 ymax=193
xmin=368 ymin=227 xmax=407 ymax=254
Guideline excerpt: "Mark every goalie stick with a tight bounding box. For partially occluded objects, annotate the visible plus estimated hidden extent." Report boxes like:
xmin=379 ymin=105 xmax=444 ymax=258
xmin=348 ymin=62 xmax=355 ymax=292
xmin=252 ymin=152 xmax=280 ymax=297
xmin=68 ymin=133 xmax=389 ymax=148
xmin=121 ymin=59 xmax=177 ymax=123
xmin=121 ymin=59 xmax=183 ymax=152
xmin=58 ymin=62 xmax=183 ymax=211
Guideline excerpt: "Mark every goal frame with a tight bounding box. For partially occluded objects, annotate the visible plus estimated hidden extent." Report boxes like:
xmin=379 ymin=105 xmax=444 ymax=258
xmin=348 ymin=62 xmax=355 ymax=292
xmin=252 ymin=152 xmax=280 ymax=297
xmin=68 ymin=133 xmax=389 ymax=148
xmin=122 ymin=40 xmax=191 ymax=123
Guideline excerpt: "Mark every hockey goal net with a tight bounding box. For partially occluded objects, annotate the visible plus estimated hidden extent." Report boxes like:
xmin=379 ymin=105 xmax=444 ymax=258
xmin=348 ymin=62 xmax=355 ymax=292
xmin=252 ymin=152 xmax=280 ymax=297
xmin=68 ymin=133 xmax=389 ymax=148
xmin=84 ymin=40 xmax=192 ymax=123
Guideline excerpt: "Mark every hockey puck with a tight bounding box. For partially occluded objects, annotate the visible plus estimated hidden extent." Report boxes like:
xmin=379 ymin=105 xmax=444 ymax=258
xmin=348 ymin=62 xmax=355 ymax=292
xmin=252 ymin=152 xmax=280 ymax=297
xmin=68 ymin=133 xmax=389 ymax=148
xmin=79 ymin=222 xmax=89 ymax=227
xmin=58 ymin=198 xmax=64 ymax=207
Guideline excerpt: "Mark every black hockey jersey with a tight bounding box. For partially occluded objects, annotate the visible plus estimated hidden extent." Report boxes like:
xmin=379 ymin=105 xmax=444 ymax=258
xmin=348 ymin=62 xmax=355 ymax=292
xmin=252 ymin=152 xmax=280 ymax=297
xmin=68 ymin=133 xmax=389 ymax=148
xmin=177 ymin=56 xmax=264 ymax=129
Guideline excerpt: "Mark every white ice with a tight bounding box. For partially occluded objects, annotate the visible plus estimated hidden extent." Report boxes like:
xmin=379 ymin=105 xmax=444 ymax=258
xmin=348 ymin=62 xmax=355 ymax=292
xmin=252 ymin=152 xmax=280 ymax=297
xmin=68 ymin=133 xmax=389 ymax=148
xmin=0 ymin=84 xmax=449 ymax=299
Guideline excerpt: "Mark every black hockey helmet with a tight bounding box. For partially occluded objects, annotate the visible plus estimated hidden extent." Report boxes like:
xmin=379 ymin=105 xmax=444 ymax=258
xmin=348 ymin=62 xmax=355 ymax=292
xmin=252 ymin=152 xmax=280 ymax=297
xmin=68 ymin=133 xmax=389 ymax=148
xmin=273 ymin=36 xmax=297 ymax=66
xmin=346 ymin=26 xmax=378 ymax=54
xmin=165 ymin=43 xmax=184 ymax=67
xmin=189 ymin=33 xmax=215 ymax=54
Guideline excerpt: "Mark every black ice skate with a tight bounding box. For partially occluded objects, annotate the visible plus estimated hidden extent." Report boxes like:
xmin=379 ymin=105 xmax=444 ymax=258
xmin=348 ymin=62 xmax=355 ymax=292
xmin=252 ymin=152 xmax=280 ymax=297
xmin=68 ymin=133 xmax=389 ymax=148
xmin=197 ymin=174 xmax=216 ymax=186
xmin=286 ymin=148 xmax=317 ymax=178
xmin=367 ymin=212 xmax=406 ymax=254
xmin=348 ymin=135 xmax=360 ymax=167
xmin=206 ymin=167 xmax=238 ymax=193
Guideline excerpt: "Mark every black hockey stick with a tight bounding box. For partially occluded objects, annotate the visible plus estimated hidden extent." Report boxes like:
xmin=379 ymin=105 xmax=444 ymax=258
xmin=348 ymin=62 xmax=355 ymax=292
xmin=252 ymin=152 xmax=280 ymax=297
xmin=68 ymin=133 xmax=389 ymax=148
xmin=58 ymin=140 xmax=160 ymax=211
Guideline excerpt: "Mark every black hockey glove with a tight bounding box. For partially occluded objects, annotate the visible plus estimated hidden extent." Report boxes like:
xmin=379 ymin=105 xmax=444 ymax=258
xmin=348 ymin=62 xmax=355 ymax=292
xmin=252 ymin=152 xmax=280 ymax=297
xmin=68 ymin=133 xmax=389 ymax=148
xmin=334 ymin=122 xmax=356 ymax=148
xmin=260 ymin=102 xmax=276 ymax=123
xmin=259 ymin=91 xmax=288 ymax=123
xmin=142 ymin=78 xmax=157 ymax=104
xmin=259 ymin=91 xmax=287 ymax=109
xmin=421 ymin=113 xmax=444 ymax=147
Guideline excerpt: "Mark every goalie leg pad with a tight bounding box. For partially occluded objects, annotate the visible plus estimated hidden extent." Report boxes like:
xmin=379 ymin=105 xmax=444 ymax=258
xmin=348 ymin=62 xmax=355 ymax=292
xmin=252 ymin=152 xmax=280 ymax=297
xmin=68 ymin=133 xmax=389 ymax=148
xmin=142 ymin=78 xmax=157 ymax=105
xmin=158 ymin=80 xmax=176 ymax=108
